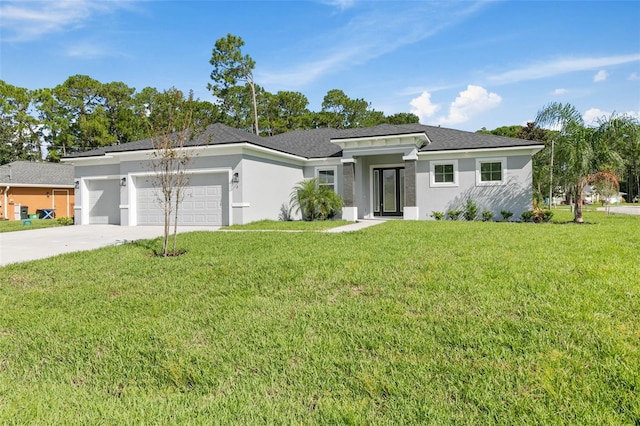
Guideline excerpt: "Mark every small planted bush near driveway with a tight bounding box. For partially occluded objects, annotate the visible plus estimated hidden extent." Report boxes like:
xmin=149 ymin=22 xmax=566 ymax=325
xmin=0 ymin=211 xmax=638 ymax=424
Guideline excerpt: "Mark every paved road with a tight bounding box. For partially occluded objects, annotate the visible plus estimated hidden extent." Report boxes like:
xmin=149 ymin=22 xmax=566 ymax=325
xmin=0 ymin=225 xmax=218 ymax=267
xmin=596 ymin=206 xmax=640 ymax=215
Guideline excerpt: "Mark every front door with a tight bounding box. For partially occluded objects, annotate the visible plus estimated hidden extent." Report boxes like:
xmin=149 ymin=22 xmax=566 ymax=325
xmin=52 ymin=189 xmax=70 ymax=217
xmin=373 ymin=167 xmax=404 ymax=216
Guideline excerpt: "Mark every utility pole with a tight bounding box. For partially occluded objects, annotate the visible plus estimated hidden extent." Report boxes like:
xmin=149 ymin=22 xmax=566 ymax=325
xmin=548 ymin=139 xmax=554 ymax=208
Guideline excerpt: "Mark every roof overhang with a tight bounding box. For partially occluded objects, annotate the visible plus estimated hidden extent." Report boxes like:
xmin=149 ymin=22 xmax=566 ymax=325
xmin=0 ymin=183 xmax=74 ymax=188
xmin=418 ymin=144 xmax=545 ymax=159
xmin=62 ymin=141 xmax=309 ymax=167
xmin=330 ymin=132 xmax=429 ymax=151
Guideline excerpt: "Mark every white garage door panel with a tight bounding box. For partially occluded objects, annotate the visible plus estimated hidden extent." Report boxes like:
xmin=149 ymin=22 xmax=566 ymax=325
xmin=136 ymin=175 xmax=224 ymax=226
xmin=88 ymin=180 xmax=120 ymax=225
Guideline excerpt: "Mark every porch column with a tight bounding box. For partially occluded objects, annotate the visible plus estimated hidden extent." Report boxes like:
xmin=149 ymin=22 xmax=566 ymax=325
xmin=341 ymin=159 xmax=357 ymax=221
xmin=403 ymin=153 xmax=419 ymax=220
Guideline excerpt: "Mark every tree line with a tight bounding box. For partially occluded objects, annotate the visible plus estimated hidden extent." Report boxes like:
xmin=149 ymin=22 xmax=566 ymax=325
xmin=0 ymin=77 xmax=417 ymax=164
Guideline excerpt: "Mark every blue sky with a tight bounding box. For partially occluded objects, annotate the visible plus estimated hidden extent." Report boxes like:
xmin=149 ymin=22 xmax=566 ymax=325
xmin=1 ymin=0 xmax=638 ymax=132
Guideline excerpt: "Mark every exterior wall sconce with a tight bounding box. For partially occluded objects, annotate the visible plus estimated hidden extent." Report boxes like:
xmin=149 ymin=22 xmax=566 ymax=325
xmin=231 ymin=172 xmax=239 ymax=184
xmin=46 ymin=191 xmax=50 ymax=198
xmin=120 ymin=177 xmax=127 ymax=187
xmin=74 ymin=180 xmax=80 ymax=189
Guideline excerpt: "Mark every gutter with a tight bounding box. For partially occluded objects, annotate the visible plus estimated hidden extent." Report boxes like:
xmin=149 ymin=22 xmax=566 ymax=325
xmin=418 ymin=144 xmax=545 ymax=157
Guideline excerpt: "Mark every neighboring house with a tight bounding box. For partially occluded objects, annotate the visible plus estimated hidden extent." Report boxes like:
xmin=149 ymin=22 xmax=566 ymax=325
xmin=584 ymin=185 xmax=625 ymax=205
xmin=0 ymin=161 xmax=75 ymax=220
xmin=62 ymin=123 xmax=544 ymax=226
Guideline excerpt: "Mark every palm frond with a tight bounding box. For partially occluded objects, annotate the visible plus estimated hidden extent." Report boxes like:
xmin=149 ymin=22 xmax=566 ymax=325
xmin=534 ymin=102 xmax=584 ymax=133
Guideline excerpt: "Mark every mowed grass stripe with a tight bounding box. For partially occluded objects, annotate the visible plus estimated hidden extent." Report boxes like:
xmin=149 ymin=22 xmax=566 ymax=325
xmin=1 ymin=210 xmax=638 ymax=424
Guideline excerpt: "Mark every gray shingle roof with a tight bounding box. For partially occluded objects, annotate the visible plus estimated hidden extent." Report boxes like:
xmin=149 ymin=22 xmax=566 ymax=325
xmin=266 ymin=128 xmax=344 ymax=158
xmin=419 ymin=125 xmax=541 ymax=151
xmin=0 ymin=161 xmax=74 ymax=186
xmin=65 ymin=123 xmax=298 ymax=158
xmin=63 ymin=122 xmax=543 ymax=160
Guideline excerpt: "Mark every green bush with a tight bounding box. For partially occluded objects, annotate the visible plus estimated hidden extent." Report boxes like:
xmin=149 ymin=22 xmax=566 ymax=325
xmin=521 ymin=209 xmax=554 ymax=223
xmin=500 ymin=210 xmax=514 ymax=222
xmin=446 ymin=209 xmax=462 ymax=220
xmin=481 ymin=210 xmax=494 ymax=222
xmin=290 ymin=178 xmax=343 ymax=221
xmin=540 ymin=209 xmax=554 ymax=222
xmin=55 ymin=216 xmax=74 ymax=226
xmin=463 ymin=199 xmax=478 ymax=221
xmin=520 ymin=210 xmax=535 ymax=222
xmin=430 ymin=211 xmax=445 ymax=220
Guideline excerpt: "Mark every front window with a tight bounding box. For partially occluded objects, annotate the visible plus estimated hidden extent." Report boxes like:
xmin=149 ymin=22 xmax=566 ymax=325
xmin=435 ymin=164 xmax=454 ymax=183
xmin=316 ymin=167 xmax=336 ymax=191
xmin=476 ymin=158 xmax=506 ymax=185
xmin=480 ymin=162 xmax=502 ymax=181
xmin=430 ymin=160 xmax=458 ymax=187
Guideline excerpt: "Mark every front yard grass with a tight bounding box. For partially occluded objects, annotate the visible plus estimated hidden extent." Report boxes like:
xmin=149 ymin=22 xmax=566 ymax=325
xmin=0 ymin=211 xmax=638 ymax=424
xmin=226 ymin=219 xmax=351 ymax=231
xmin=0 ymin=218 xmax=64 ymax=233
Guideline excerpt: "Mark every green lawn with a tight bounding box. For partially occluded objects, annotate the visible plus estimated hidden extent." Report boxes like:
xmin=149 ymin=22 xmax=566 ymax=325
xmin=1 ymin=211 xmax=638 ymax=424
xmin=0 ymin=218 xmax=64 ymax=233
xmin=227 ymin=219 xmax=351 ymax=231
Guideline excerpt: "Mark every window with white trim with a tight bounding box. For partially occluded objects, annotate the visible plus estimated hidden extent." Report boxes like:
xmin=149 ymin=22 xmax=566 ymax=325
xmin=430 ymin=160 xmax=458 ymax=187
xmin=316 ymin=167 xmax=337 ymax=192
xmin=476 ymin=157 xmax=506 ymax=185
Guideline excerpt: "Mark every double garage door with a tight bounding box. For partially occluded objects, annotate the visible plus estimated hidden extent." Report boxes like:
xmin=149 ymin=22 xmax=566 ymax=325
xmin=86 ymin=174 xmax=226 ymax=226
xmin=136 ymin=173 xmax=225 ymax=226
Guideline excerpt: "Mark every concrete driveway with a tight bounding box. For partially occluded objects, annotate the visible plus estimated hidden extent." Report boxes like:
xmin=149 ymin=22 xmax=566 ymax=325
xmin=0 ymin=225 xmax=218 ymax=267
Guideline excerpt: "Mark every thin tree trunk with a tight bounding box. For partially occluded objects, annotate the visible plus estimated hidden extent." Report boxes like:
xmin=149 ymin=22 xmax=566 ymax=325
xmin=574 ymin=199 xmax=584 ymax=223
xmin=574 ymin=183 xmax=585 ymax=223
xmin=249 ymin=80 xmax=259 ymax=135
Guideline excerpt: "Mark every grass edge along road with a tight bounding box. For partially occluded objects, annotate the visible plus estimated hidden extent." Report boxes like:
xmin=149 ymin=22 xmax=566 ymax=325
xmin=1 ymin=210 xmax=638 ymax=424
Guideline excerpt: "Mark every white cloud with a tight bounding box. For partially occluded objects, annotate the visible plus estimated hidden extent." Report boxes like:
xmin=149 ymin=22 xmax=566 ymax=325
xmin=0 ymin=0 xmax=133 ymax=41
xmin=436 ymin=85 xmax=502 ymax=125
xmin=551 ymin=88 xmax=568 ymax=96
xmin=593 ymin=70 xmax=608 ymax=82
xmin=409 ymin=91 xmax=440 ymax=122
xmin=65 ymin=41 xmax=124 ymax=59
xmin=488 ymin=54 xmax=640 ymax=85
xmin=625 ymin=111 xmax=640 ymax=121
xmin=629 ymin=72 xmax=639 ymax=81
xmin=583 ymin=108 xmax=609 ymax=125
xmin=320 ymin=0 xmax=357 ymax=10
xmin=583 ymin=108 xmax=640 ymax=126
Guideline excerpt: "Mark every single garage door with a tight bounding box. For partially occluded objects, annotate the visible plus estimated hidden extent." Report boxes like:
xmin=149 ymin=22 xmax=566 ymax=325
xmin=136 ymin=173 xmax=225 ymax=226
xmin=88 ymin=179 xmax=121 ymax=224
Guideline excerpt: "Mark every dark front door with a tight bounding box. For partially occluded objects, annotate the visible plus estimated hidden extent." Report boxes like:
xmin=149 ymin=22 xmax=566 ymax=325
xmin=373 ymin=167 xmax=404 ymax=216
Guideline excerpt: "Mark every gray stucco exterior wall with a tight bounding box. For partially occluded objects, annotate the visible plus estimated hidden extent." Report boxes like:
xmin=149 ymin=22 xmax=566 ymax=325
xmin=417 ymin=154 xmax=534 ymax=220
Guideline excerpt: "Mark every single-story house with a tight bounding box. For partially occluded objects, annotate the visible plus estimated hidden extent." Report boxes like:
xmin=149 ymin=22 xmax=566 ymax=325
xmin=62 ymin=123 xmax=544 ymax=226
xmin=0 ymin=161 xmax=75 ymax=220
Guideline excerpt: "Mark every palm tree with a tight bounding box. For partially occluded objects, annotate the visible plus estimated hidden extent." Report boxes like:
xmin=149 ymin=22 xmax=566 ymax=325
xmin=534 ymin=102 xmax=622 ymax=223
xmin=290 ymin=178 xmax=343 ymax=221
